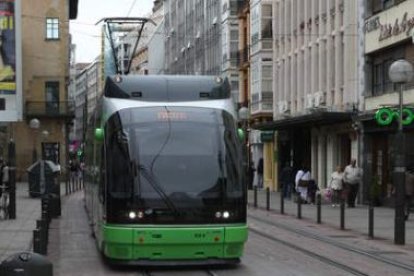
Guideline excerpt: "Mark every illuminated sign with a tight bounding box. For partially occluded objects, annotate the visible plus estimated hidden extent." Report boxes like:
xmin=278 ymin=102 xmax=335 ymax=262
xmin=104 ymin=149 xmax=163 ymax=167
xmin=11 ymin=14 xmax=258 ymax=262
xmin=157 ymin=111 xmax=188 ymax=121
xmin=375 ymin=107 xmax=414 ymax=126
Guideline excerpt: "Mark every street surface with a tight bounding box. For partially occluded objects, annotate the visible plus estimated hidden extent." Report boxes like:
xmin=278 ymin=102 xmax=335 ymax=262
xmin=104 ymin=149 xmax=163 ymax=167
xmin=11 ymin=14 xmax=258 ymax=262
xmin=47 ymin=192 xmax=414 ymax=276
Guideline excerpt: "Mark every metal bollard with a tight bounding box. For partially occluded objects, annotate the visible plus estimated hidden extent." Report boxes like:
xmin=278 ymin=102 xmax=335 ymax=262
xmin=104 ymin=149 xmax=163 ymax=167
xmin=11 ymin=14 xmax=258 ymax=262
xmin=297 ymin=192 xmax=302 ymax=219
xmin=369 ymin=201 xmax=374 ymax=238
xmin=33 ymin=229 xmax=46 ymax=255
xmin=266 ymin=187 xmax=270 ymax=211
xmin=253 ymin=186 xmax=258 ymax=208
xmin=280 ymin=188 xmax=284 ymax=214
xmin=36 ymin=219 xmax=48 ymax=243
xmin=316 ymin=193 xmax=322 ymax=224
xmin=340 ymin=198 xmax=345 ymax=230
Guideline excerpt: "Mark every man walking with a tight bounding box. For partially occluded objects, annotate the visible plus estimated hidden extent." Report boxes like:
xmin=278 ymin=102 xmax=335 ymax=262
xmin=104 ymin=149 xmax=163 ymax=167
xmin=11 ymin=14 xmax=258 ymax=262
xmin=343 ymin=159 xmax=363 ymax=208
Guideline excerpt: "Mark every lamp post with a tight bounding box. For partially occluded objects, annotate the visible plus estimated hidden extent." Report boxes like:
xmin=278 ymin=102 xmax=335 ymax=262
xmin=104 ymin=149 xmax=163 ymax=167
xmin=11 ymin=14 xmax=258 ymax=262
xmin=29 ymin=118 xmax=40 ymax=163
xmin=388 ymin=59 xmax=414 ymax=245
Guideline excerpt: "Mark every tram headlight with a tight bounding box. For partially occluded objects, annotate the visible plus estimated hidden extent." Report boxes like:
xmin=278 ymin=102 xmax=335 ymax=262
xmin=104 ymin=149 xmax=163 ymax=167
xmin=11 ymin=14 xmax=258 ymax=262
xmin=215 ymin=211 xmax=222 ymax=218
xmin=128 ymin=211 xmax=137 ymax=219
xmin=222 ymin=211 xmax=230 ymax=219
xmin=137 ymin=211 xmax=144 ymax=219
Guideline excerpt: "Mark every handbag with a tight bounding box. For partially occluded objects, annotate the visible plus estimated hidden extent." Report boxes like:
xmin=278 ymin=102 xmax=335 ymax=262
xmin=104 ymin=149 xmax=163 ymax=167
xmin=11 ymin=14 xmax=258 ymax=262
xmin=298 ymin=179 xmax=309 ymax=187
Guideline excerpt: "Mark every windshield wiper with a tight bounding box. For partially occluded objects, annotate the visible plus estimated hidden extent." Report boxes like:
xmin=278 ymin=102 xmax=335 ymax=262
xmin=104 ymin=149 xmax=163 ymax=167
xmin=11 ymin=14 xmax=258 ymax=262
xmin=137 ymin=164 xmax=180 ymax=217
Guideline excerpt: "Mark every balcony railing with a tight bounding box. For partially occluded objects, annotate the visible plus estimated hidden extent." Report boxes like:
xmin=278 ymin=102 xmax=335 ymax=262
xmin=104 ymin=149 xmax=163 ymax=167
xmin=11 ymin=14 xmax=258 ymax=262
xmin=237 ymin=0 xmax=249 ymax=16
xmin=26 ymin=100 xmax=75 ymax=119
xmin=237 ymin=47 xmax=250 ymax=67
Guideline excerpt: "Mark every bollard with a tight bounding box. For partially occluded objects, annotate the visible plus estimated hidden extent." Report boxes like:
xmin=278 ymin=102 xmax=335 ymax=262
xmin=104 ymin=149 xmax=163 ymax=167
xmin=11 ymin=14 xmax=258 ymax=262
xmin=297 ymin=192 xmax=302 ymax=219
xmin=266 ymin=187 xmax=270 ymax=211
xmin=369 ymin=201 xmax=374 ymax=238
xmin=280 ymin=188 xmax=284 ymax=214
xmin=340 ymin=198 xmax=345 ymax=230
xmin=253 ymin=186 xmax=258 ymax=208
xmin=33 ymin=229 xmax=46 ymax=255
xmin=65 ymin=179 xmax=69 ymax=195
xmin=36 ymin=219 xmax=48 ymax=244
xmin=316 ymin=193 xmax=322 ymax=224
xmin=41 ymin=198 xmax=50 ymax=224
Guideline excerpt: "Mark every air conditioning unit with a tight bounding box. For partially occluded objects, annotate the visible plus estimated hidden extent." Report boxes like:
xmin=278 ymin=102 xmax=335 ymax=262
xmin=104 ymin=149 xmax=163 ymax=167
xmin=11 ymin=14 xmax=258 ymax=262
xmin=306 ymin=94 xmax=314 ymax=109
xmin=278 ymin=101 xmax=290 ymax=114
xmin=314 ymin=91 xmax=326 ymax=107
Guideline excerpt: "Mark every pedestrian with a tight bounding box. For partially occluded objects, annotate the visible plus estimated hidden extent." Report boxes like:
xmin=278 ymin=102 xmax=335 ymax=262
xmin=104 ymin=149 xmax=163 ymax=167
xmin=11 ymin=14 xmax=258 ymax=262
xmin=329 ymin=165 xmax=344 ymax=207
xmin=280 ymin=163 xmax=294 ymax=199
xmin=343 ymin=159 xmax=363 ymax=208
xmin=256 ymin=158 xmax=264 ymax=189
xmin=248 ymin=161 xmax=255 ymax=190
xmin=1 ymin=161 xmax=9 ymax=189
xmin=405 ymin=166 xmax=414 ymax=221
xmin=69 ymin=159 xmax=79 ymax=183
xmin=295 ymin=165 xmax=311 ymax=203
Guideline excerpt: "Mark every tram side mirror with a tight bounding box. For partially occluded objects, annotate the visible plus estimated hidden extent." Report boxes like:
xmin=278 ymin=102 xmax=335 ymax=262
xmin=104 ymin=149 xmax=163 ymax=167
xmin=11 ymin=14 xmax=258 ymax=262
xmin=95 ymin=128 xmax=104 ymax=141
xmin=237 ymin=128 xmax=245 ymax=141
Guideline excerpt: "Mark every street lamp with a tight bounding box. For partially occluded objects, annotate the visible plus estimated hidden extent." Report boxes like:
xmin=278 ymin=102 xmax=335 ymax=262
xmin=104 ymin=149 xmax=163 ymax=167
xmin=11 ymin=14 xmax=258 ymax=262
xmin=388 ymin=59 xmax=414 ymax=245
xmin=29 ymin=118 xmax=40 ymax=163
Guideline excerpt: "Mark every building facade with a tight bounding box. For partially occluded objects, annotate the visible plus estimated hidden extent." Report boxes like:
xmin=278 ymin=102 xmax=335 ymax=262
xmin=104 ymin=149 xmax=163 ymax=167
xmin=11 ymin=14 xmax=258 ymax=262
xmin=129 ymin=0 xmax=165 ymax=75
xmin=257 ymin=0 xmax=365 ymax=193
xmin=362 ymin=0 xmax=414 ymax=204
xmin=164 ymin=0 xmax=240 ymax=104
xmin=11 ymin=0 xmax=78 ymax=179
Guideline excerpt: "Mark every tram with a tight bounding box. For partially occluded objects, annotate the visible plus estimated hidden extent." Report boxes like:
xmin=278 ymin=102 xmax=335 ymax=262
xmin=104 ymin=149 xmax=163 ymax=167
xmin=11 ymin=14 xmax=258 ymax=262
xmin=84 ymin=75 xmax=248 ymax=265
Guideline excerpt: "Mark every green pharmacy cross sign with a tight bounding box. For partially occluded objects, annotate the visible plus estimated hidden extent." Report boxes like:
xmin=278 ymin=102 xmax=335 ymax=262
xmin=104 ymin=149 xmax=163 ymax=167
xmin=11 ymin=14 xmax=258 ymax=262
xmin=375 ymin=107 xmax=414 ymax=126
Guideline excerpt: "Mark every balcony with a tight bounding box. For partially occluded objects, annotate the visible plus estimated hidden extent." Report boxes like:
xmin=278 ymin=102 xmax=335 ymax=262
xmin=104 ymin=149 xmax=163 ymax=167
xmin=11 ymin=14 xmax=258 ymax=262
xmin=237 ymin=0 xmax=249 ymax=17
xmin=26 ymin=101 xmax=75 ymax=119
xmin=237 ymin=47 xmax=250 ymax=67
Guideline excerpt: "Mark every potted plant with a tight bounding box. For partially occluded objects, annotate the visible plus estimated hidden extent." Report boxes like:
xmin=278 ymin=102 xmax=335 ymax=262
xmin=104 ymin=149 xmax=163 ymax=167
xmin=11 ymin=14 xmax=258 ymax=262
xmin=370 ymin=175 xmax=382 ymax=206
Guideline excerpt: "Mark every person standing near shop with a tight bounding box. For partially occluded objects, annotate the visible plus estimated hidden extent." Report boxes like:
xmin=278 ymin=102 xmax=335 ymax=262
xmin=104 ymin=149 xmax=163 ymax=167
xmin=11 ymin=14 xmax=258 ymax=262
xmin=256 ymin=158 xmax=264 ymax=189
xmin=343 ymin=159 xmax=363 ymax=208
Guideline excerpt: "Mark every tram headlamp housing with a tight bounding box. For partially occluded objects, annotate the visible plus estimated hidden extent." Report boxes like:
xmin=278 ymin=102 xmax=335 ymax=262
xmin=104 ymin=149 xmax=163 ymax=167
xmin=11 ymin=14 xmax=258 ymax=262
xmin=215 ymin=211 xmax=230 ymax=219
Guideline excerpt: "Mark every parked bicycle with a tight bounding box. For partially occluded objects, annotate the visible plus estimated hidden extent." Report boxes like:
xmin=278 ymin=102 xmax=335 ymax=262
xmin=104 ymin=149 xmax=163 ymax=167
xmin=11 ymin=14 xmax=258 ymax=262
xmin=0 ymin=184 xmax=9 ymax=219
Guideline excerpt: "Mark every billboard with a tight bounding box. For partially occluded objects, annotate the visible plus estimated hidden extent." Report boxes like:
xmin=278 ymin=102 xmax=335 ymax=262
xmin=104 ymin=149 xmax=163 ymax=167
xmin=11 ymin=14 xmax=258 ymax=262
xmin=0 ymin=0 xmax=21 ymax=122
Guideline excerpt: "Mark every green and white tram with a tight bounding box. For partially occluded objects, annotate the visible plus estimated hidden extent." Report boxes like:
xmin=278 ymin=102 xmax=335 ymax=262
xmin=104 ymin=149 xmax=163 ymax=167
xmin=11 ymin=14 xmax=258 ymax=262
xmin=84 ymin=75 xmax=248 ymax=265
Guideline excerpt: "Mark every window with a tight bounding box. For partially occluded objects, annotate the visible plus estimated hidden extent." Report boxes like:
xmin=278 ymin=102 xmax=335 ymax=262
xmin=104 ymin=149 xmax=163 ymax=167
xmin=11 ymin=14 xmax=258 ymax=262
xmin=45 ymin=81 xmax=60 ymax=114
xmin=46 ymin=18 xmax=59 ymax=39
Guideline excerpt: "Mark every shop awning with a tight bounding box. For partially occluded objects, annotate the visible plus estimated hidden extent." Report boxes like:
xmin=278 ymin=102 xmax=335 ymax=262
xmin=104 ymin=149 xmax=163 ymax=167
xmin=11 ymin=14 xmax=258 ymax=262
xmin=253 ymin=111 xmax=353 ymax=131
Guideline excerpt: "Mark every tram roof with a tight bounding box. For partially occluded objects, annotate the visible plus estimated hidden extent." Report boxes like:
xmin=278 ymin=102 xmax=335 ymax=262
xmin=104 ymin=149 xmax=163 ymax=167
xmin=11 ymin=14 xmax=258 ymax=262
xmin=104 ymin=75 xmax=231 ymax=102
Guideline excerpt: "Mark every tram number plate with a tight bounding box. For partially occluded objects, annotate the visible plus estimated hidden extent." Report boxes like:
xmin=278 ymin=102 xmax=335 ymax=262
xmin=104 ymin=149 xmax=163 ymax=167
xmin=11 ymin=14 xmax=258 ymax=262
xmin=194 ymin=233 xmax=206 ymax=238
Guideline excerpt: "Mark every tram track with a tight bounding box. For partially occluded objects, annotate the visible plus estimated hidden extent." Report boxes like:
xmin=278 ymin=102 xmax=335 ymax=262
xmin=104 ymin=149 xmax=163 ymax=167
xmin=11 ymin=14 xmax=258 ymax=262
xmin=139 ymin=269 xmax=218 ymax=276
xmin=248 ymin=214 xmax=414 ymax=273
xmin=250 ymin=227 xmax=370 ymax=276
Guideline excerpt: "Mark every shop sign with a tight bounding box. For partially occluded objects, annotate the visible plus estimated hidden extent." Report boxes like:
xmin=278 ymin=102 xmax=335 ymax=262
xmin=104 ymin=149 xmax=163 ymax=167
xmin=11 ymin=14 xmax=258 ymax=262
xmin=378 ymin=12 xmax=414 ymax=41
xmin=260 ymin=131 xmax=274 ymax=142
xmin=375 ymin=107 xmax=414 ymax=126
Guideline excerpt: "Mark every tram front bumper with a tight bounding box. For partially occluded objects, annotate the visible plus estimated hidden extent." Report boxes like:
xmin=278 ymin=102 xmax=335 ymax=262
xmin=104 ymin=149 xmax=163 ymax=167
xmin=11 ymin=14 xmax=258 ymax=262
xmin=102 ymin=224 xmax=248 ymax=262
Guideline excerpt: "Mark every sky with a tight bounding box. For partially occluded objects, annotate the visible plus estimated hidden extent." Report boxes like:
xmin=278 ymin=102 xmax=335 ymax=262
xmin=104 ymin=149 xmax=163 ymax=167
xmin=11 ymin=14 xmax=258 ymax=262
xmin=70 ymin=0 xmax=154 ymax=63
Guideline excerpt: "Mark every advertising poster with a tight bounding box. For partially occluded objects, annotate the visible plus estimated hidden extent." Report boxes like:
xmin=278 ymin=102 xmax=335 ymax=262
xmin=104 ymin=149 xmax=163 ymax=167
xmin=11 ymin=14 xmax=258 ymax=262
xmin=0 ymin=0 xmax=21 ymax=122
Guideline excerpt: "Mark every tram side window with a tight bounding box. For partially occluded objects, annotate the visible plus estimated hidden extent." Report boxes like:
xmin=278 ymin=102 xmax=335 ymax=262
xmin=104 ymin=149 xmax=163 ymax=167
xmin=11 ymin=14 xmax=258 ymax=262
xmin=106 ymin=129 xmax=133 ymax=198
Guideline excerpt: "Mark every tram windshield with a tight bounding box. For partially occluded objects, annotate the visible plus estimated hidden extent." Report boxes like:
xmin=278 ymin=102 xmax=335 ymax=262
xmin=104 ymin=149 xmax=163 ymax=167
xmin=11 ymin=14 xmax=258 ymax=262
xmin=104 ymin=106 xmax=245 ymax=223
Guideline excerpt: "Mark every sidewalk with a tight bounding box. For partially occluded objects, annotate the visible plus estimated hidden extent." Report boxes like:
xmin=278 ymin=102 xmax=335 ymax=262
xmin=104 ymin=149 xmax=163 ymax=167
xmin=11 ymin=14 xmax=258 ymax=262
xmin=0 ymin=181 xmax=70 ymax=262
xmin=0 ymin=182 xmax=41 ymax=261
xmin=248 ymin=189 xmax=414 ymax=249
